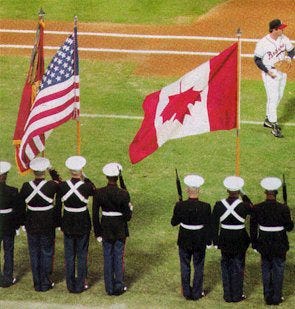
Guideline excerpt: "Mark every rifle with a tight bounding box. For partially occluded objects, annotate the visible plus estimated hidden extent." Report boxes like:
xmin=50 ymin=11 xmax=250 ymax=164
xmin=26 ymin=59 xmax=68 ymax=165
xmin=240 ymin=189 xmax=253 ymax=206
xmin=282 ymin=174 xmax=287 ymax=205
xmin=48 ymin=168 xmax=62 ymax=183
xmin=118 ymin=168 xmax=127 ymax=190
xmin=175 ymin=168 xmax=183 ymax=201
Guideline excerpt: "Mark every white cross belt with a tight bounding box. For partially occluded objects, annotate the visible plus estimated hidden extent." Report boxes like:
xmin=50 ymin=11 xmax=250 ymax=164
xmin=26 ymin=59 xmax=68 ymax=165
xmin=102 ymin=211 xmax=123 ymax=216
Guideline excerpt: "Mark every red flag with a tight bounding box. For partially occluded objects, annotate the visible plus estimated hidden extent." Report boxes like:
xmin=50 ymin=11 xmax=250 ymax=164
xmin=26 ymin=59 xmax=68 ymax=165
xmin=129 ymin=43 xmax=238 ymax=164
xmin=16 ymin=27 xmax=80 ymax=173
xmin=13 ymin=19 xmax=45 ymax=173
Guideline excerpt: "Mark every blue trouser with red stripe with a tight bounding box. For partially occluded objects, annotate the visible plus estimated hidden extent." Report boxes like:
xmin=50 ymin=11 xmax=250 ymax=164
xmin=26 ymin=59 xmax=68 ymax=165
xmin=27 ymin=232 xmax=55 ymax=291
xmin=0 ymin=234 xmax=15 ymax=287
xmin=221 ymin=251 xmax=246 ymax=302
xmin=261 ymin=255 xmax=285 ymax=304
xmin=103 ymin=239 xmax=125 ymax=295
xmin=64 ymin=233 xmax=89 ymax=293
xmin=179 ymin=246 xmax=205 ymax=300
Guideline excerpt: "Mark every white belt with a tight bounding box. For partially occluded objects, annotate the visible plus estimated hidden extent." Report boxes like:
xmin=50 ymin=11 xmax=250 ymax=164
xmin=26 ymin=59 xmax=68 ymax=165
xmin=64 ymin=206 xmax=87 ymax=213
xmin=180 ymin=223 xmax=204 ymax=230
xmin=221 ymin=224 xmax=245 ymax=230
xmin=0 ymin=208 xmax=13 ymax=214
xmin=102 ymin=211 xmax=122 ymax=217
xmin=27 ymin=205 xmax=53 ymax=211
xmin=259 ymin=225 xmax=284 ymax=232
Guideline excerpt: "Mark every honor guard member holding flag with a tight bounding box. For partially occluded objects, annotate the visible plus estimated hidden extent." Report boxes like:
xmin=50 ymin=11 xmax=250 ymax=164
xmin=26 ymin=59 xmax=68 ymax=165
xmin=20 ymin=157 xmax=60 ymax=292
xmin=250 ymin=177 xmax=293 ymax=306
xmin=212 ymin=176 xmax=252 ymax=302
xmin=0 ymin=162 xmax=24 ymax=287
xmin=59 ymin=156 xmax=95 ymax=293
xmin=171 ymin=174 xmax=211 ymax=300
xmin=92 ymin=162 xmax=133 ymax=296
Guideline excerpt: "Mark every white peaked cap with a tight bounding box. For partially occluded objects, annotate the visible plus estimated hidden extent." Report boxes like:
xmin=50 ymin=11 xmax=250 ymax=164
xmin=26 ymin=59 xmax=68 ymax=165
xmin=29 ymin=157 xmax=50 ymax=172
xmin=65 ymin=156 xmax=86 ymax=171
xmin=223 ymin=176 xmax=244 ymax=191
xmin=260 ymin=177 xmax=282 ymax=191
xmin=184 ymin=174 xmax=204 ymax=188
xmin=103 ymin=162 xmax=123 ymax=177
xmin=0 ymin=161 xmax=11 ymax=175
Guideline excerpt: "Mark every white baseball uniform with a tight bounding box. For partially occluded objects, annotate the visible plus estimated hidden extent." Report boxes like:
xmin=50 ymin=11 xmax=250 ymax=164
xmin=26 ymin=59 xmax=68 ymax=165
xmin=254 ymin=34 xmax=293 ymax=123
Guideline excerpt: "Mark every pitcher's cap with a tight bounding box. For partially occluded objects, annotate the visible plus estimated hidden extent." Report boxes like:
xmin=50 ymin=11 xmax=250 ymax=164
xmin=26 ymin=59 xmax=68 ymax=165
xmin=269 ymin=19 xmax=287 ymax=31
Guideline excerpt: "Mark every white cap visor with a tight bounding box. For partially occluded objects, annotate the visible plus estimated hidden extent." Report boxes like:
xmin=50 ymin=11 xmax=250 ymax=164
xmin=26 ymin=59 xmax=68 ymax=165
xmin=103 ymin=162 xmax=123 ymax=177
xmin=29 ymin=157 xmax=50 ymax=172
xmin=0 ymin=161 xmax=11 ymax=175
xmin=260 ymin=177 xmax=282 ymax=191
xmin=65 ymin=156 xmax=86 ymax=171
xmin=184 ymin=174 xmax=204 ymax=188
xmin=223 ymin=176 xmax=244 ymax=191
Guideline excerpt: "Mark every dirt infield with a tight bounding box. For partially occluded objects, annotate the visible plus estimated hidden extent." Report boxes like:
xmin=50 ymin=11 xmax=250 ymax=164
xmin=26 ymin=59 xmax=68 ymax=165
xmin=0 ymin=0 xmax=294 ymax=80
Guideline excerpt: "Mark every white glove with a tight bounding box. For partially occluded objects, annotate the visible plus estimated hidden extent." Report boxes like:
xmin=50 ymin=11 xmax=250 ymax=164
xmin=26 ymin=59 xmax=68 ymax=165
xmin=206 ymin=245 xmax=212 ymax=249
xmin=57 ymin=227 xmax=61 ymax=231
xmin=16 ymin=229 xmax=20 ymax=236
xmin=97 ymin=237 xmax=102 ymax=243
xmin=128 ymin=202 xmax=134 ymax=211
xmin=253 ymin=249 xmax=258 ymax=254
xmin=21 ymin=225 xmax=26 ymax=233
xmin=214 ymin=245 xmax=218 ymax=249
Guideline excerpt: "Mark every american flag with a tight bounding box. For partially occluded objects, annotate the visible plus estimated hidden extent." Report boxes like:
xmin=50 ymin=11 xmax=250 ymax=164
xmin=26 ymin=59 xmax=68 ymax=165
xmin=17 ymin=28 xmax=80 ymax=172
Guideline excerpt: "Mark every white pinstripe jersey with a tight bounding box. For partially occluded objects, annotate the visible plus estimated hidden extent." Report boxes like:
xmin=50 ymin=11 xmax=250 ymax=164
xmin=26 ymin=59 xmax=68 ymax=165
xmin=254 ymin=34 xmax=293 ymax=68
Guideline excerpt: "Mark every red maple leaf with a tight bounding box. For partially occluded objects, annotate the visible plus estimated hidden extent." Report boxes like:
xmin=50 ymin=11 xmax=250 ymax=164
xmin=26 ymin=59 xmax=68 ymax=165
xmin=160 ymin=87 xmax=202 ymax=124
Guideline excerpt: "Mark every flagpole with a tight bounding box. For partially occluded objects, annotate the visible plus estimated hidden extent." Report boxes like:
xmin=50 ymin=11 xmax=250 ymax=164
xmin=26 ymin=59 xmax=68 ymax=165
xmin=235 ymin=28 xmax=242 ymax=176
xmin=74 ymin=15 xmax=81 ymax=155
xmin=38 ymin=8 xmax=46 ymax=158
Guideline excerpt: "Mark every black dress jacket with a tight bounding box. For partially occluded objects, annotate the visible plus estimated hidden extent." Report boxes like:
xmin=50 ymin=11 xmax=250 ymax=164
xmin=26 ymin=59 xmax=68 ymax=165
xmin=171 ymin=198 xmax=211 ymax=250
xmin=92 ymin=183 xmax=132 ymax=241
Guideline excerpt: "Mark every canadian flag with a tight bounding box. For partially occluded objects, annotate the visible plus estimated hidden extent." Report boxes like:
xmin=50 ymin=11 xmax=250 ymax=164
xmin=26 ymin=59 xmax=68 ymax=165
xmin=129 ymin=43 xmax=238 ymax=164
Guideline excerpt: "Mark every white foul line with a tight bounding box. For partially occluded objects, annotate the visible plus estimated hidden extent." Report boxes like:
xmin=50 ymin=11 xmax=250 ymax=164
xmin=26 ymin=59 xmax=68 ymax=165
xmin=80 ymin=113 xmax=295 ymax=126
xmin=0 ymin=28 xmax=294 ymax=44
xmin=0 ymin=44 xmax=253 ymax=57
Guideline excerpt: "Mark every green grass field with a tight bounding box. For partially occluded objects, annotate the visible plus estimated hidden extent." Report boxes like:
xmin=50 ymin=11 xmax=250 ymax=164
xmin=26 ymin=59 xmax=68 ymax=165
xmin=0 ymin=1 xmax=294 ymax=308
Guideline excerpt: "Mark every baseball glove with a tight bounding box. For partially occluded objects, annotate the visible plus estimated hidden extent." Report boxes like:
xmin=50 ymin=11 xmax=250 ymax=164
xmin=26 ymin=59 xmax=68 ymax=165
xmin=274 ymin=58 xmax=292 ymax=73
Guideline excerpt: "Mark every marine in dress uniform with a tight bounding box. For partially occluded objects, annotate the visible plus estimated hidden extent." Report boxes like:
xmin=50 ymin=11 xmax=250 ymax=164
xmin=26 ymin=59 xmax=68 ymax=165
xmin=20 ymin=157 xmax=60 ymax=292
xmin=250 ymin=177 xmax=294 ymax=306
xmin=212 ymin=176 xmax=252 ymax=302
xmin=92 ymin=162 xmax=133 ymax=296
xmin=171 ymin=174 xmax=211 ymax=300
xmin=59 ymin=156 xmax=95 ymax=293
xmin=0 ymin=162 xmax=24 ymax=287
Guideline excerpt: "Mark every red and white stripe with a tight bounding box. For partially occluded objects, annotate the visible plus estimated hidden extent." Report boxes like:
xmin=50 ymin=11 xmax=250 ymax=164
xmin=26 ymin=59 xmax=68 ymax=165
xmin=17 ymin=75 xmax=79 ymax=170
